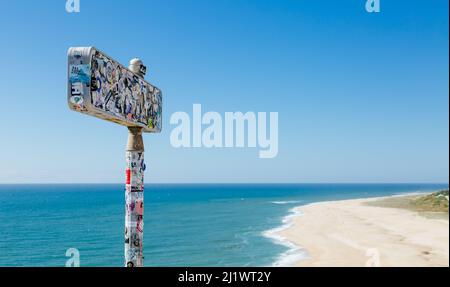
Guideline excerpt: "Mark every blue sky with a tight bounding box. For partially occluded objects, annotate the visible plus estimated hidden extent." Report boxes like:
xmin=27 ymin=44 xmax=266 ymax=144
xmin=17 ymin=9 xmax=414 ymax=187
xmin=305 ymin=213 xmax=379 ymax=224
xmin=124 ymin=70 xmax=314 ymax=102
xmin=0 ymin=0 xmax=448 ymax=183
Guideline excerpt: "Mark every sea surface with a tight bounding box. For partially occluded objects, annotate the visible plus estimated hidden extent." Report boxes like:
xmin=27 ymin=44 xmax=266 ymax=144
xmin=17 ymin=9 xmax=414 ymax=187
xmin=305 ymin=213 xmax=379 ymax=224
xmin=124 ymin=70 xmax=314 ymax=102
xmin=0 ymin=183 xmax=447 ymax=267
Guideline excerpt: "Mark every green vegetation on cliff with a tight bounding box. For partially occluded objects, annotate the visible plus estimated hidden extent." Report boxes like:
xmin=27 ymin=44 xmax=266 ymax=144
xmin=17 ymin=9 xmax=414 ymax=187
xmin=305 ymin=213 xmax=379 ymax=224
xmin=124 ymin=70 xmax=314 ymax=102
xmin=367 ymin=190 xmax=449 ymax=219
xmin=411 ymin=190 xmax=449 ymax=212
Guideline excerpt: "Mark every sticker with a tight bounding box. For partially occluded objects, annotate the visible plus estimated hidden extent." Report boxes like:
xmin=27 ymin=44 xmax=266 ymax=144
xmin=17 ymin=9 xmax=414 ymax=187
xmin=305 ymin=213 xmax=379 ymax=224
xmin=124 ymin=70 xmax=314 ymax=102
xmin=70 ymin=95 xmax=84 ymax=105
xmin=135 ymin=200 xmax=143 ymax=215
xmin=132 ymin=233 xmax=141 ymax=247
xmin=69 ymin=64 xmax=90 ymax=84
xmin=136 ymin=216 xmax=143 ymax=233
xmin=127 ymin=248 xmax=136 ymax=260
xmin=90 ymin=50 xmax=162 ymax=130
xmin=71 ymin=82 xmax=84 ymax=96
xmin=126 ymin=168 xmax=131 ymax=185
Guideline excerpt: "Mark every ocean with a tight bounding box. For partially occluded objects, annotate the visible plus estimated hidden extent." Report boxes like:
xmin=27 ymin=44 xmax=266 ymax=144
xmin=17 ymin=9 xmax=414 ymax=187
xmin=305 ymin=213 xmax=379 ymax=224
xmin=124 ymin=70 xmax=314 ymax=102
xmin=0 ymin=183 xmax=447 ymax=267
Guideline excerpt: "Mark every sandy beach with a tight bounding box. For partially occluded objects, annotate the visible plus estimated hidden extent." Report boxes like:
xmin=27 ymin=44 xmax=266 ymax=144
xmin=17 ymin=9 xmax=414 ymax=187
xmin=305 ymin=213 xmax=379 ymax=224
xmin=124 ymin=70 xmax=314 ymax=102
xmin=276 ymin=194 xmax=449 ymax=267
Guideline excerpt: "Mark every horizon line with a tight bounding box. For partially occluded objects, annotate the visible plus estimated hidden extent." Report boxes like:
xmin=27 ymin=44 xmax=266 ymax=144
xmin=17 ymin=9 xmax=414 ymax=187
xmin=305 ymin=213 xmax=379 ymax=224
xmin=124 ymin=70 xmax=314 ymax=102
xmin=0 ymin=182 xmax=448 ymax=185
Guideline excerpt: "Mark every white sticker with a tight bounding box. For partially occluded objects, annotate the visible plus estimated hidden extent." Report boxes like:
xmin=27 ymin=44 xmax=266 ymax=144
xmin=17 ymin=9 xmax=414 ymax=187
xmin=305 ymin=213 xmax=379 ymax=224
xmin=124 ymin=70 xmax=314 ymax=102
xmin=70 ymin=95 xmax=84 ymax=105
xmin=71 ymin=82 xmax=84 ymax=96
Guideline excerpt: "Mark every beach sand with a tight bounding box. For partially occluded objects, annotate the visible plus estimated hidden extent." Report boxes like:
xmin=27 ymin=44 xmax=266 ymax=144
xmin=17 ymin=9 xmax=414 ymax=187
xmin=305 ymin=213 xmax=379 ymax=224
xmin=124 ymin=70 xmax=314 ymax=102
xmin=277 ymin=195 xmax=449 ymax=267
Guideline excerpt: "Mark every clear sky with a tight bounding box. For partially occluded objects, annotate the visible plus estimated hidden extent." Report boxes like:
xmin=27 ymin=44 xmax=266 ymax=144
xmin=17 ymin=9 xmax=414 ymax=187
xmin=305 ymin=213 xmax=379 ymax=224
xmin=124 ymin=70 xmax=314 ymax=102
xmin=0 ymin=0 xmax=448 ymax=183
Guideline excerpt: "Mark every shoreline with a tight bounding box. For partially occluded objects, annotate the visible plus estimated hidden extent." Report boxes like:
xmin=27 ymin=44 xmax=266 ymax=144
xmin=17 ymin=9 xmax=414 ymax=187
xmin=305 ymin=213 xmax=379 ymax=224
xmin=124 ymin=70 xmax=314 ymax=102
xmin=265 ymin=192 xmax=449 ymax=267
xmin=263 ymin=206 xmax=309 ymax=266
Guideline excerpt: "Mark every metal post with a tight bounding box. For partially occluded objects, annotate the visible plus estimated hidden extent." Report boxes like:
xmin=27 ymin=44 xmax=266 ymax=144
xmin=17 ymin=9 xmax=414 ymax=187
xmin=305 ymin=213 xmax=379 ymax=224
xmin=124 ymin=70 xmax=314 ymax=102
xmin=125 ymin=127 xmax=145 ymax=267
xmin=124 ymin=59 xmax=147 ymax=267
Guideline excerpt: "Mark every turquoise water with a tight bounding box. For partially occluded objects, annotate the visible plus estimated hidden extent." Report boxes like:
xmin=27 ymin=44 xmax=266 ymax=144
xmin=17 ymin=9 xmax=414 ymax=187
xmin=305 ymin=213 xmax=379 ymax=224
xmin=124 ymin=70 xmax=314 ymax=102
xmin=0 ymin=183 xmax=447 ymax=267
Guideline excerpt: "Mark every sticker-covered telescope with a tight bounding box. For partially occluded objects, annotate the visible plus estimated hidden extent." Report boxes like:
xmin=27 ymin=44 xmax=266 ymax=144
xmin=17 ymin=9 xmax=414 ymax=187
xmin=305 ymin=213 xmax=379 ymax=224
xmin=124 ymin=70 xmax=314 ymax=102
xmin=67 ymin=47 xmax=162 ymax=133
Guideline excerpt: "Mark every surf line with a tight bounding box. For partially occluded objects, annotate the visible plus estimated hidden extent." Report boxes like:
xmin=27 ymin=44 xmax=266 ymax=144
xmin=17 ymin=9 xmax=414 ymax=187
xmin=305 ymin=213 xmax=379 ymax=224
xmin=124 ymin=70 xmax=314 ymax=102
xmin=170 ymin=104 xmax=278 ymax=158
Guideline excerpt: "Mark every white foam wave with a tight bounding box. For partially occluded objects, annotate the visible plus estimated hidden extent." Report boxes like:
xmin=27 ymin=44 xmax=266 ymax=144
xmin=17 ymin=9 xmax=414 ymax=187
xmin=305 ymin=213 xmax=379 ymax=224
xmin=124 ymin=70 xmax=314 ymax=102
xmin=263 ymin=206 xmax=310 ymax=266
xmin=270 ymin=200 xmax=303 ymax=205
